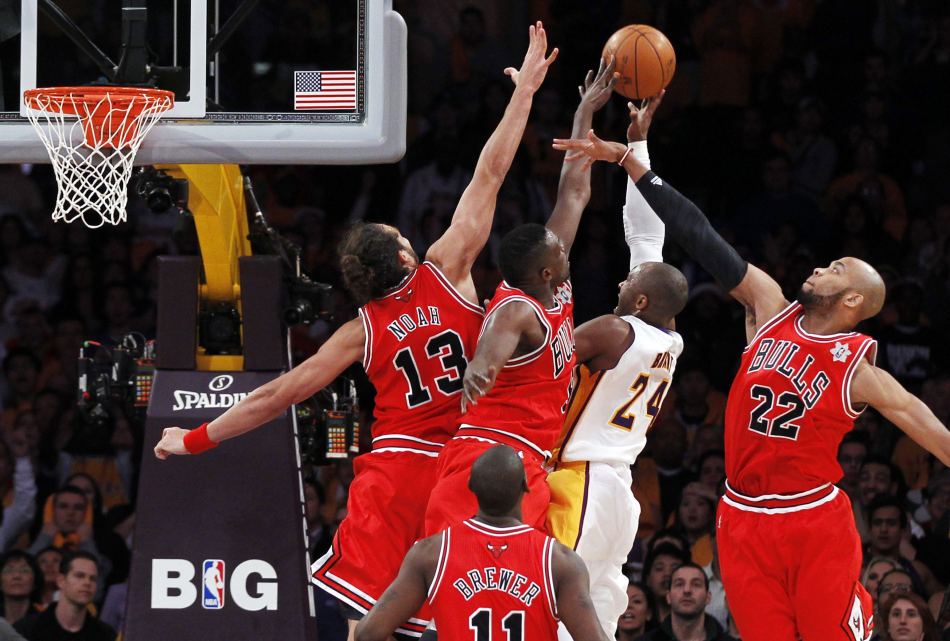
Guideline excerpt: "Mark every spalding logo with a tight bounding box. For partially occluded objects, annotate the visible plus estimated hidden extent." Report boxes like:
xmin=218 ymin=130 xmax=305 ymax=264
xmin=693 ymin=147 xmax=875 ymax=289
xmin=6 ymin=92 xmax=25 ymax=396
xmin=208 ymin=375 xmax=234 ymax=391
xmin=172 ymin=375 xmax=247 ymax=411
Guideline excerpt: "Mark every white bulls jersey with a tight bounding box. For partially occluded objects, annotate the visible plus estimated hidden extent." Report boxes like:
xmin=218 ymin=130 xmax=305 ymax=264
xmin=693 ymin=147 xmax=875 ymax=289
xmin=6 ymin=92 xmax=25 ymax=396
xmin=554 ymin=315 xmax=683 ymax=466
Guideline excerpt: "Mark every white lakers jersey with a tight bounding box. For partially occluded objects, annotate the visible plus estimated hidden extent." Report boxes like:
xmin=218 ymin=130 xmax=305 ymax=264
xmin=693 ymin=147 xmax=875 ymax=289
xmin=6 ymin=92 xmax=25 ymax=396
xmin=554 ymin=315 xmax=683 ymax=466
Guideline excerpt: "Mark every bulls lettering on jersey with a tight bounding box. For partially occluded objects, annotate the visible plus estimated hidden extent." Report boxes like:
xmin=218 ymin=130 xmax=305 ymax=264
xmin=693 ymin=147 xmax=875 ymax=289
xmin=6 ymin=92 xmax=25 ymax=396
xmin=428 ymin=520 xmax=559 ymax=641
xmin=462 ymin=281 xmax=576 ymax=457
xmin=360 ymin=262 xmax=484 ymax=445
xmin=724 ymin=302 xmax=877 ymax=495
xmin=556 ymin=315 xmax=683 ymax=466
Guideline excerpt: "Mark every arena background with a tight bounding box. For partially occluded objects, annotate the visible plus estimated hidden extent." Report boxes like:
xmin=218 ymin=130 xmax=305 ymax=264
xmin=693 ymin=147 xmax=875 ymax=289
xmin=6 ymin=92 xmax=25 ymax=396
xmin=0 ymin=1 xmax=948 ymax=639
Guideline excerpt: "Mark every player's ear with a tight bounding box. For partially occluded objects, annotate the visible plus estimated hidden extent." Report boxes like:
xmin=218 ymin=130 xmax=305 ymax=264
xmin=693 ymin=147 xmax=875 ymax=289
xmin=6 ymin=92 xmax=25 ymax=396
xmin=843 ymin=291 xmax=864 ymax=309
xmin=635 ymin=294 xmax=649 ymax=311
xmin=397 ymin=248 xmax=415 ymax=267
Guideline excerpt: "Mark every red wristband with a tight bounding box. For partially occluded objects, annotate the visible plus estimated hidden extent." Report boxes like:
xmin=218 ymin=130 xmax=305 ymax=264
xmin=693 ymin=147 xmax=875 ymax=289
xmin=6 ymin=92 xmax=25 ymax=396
xmin=183 ymin=423 xmax=219 ymax=454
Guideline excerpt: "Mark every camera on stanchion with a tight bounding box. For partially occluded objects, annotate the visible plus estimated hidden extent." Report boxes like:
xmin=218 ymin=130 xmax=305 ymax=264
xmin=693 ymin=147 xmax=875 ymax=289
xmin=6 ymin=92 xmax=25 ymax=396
xmin=244 ymin=177 xmax=334 ymax=327
xmin=76 ymin=334 xmax=155 ymax=452
xmin=296 ymin=378 xmax=361 ymax=466
xmin=133 ymin=168 xmax=189 ymax=213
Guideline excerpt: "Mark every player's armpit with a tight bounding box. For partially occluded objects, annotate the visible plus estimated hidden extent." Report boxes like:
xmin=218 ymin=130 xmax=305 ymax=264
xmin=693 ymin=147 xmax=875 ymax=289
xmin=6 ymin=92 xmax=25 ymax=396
xmin=574 ymin=315 xmax=635 ymax=371
xmin=551 ymin=543 xmax=610 ymax=641
xmin=355 ymin=536 xmax=440 ymax=641
xmin=729 ymin=263 xmax=788 ymax=343
xmin=851 ymin=362 xmax=950 ymax=468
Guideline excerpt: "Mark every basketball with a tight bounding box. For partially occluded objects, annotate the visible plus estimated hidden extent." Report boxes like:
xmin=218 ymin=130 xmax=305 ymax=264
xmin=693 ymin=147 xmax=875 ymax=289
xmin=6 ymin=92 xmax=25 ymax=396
xmin=602 ymin=25 xmax=676 ymax=100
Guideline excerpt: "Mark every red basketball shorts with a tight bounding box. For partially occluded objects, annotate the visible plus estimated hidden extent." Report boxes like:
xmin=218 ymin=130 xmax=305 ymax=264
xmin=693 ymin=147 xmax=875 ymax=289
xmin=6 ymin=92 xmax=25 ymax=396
xmin=717 ymin=483 xmax=873 ymax=641
xmin=423 ymin=437 xmax=551 ymax=536
xmin=311 ymin=447 xmax=439 ymax=638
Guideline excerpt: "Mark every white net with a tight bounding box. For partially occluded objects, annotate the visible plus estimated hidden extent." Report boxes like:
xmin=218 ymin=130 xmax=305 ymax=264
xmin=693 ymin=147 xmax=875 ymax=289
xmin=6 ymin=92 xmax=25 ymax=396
xmin=23 ymin=88 xmax=174 ymax=228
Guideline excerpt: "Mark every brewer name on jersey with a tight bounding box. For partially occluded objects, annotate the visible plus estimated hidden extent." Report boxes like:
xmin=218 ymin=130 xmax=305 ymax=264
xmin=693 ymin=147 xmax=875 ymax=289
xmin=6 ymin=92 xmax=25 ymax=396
xmin=746 ymin=338 xmax=830 ymax=409
xmin=452 ymin=567 xmax=542 ymax=606
xmin=385 ymin=306 xmax=443 ymax=341
xmin=551 ymin=318 xmax=575 ymax=378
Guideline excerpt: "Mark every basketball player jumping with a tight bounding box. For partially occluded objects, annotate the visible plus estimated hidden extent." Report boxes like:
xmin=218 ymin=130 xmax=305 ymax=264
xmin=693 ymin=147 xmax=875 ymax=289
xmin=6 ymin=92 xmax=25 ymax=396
xmin=420 ymin=57 xmax=619 ymax=538
xmin=154 ymin=22 xmax=558 ymax=640
xmin=547 ymin=91 xmax=688 ymax=640
xmin=356 ymin=445 xmax=610 ymax=641
xmin=553 ymin=129 xmax=950 ymax=641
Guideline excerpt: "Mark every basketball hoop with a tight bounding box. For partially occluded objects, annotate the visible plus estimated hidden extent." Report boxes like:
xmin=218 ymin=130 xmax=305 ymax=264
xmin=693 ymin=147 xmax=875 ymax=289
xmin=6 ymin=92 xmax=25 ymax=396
xmin=23 ymin=86 xmax=174 ymax=228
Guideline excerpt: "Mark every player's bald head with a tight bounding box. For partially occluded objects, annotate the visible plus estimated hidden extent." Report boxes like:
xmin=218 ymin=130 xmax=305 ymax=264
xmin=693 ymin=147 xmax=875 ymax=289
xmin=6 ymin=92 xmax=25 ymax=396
xmin=468 ymin=445 xmax=528 ymax=517
xmin=841 ymin=257 xmax=886 ymax=320
xmin=617 ymin=262 xmax=689 ymax=322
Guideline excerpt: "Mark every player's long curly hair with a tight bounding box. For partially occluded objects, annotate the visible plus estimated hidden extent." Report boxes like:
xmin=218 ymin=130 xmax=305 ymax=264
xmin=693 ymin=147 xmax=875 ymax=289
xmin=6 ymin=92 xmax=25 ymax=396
xmin=339 ymin=223 xmax=411 ymax=306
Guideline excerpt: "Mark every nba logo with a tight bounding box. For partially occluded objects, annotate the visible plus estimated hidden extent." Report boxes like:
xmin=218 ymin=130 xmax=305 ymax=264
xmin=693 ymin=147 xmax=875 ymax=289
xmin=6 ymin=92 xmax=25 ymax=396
xmin=202 ymin=560 xmax=225 ymax=609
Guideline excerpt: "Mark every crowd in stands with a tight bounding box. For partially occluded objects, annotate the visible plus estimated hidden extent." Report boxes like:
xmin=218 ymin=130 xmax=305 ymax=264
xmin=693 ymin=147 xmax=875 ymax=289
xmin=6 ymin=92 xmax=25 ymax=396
xmin=0 ymin=1 xmax=949 ymax=639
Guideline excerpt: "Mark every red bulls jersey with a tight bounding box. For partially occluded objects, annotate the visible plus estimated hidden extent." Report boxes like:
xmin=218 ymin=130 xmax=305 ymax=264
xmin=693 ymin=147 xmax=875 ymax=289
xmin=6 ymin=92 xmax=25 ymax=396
xmin=428 ymin=519 xmax=559 ymax=640
xmin=462 ymin=281 xmax=575 ymax=458
xmin=360 ymin=262 xmax=484 ymax=446
xmin=724 ymin=302 xmax=877 ymax=495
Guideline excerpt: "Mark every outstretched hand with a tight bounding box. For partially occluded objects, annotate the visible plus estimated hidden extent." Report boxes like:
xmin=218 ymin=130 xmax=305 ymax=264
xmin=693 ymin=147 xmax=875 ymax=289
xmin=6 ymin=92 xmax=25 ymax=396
xmin=505 ymin=21 xmax=559 ymax=93
xmin=552 ymin=129 xmax=627 ymax=168
xmin=154 ymin=427 xmax=189 ymax=460
xmin=578 ymin=56 xmax=618 ymax=113
xmin=627 ymin=89 xmax=665 ymax=143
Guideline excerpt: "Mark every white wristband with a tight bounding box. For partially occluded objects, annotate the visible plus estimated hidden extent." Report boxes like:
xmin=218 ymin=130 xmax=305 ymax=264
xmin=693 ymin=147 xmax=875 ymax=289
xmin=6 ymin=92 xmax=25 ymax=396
xmin=628 ymin=140 xmax=650 ymax=170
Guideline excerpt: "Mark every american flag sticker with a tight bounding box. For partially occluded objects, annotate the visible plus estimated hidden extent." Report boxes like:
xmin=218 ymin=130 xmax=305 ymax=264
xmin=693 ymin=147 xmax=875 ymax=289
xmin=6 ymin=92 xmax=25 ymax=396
xmin=294 ymin=70 xmax=357 ymax=110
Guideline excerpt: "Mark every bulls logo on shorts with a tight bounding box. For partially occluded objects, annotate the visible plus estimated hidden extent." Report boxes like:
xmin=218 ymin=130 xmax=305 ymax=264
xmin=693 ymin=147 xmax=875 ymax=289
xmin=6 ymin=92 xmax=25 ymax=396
xmin=841 ymin=582 xmax=873 ymax=641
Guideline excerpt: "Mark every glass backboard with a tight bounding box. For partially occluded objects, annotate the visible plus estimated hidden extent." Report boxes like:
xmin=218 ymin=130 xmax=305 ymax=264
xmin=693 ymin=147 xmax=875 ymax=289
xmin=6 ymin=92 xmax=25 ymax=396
xmin=0 ymin=0 xmax=405 ymax=164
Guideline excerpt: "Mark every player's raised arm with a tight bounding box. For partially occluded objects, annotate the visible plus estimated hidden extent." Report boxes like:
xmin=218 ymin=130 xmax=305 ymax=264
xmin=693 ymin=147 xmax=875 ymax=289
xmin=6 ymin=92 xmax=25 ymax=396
xmin=553 ymin=130 xmax=787 ymax=342
xmin=622 ymin=93 xmax=664 ymax=269
xmin=574 ymin=93 xmax=667 ymax=368
xmin=153 ymin=318 xmax=364 ymax=459
xmin=851 ymin=362 xmax=950 ymax=468
xmin=544 ymin=58 xmax=617 ymax=254
xmin=461 ymin=302 xmax=546 ymax=412
xmin=354 ymin=536 xmax=439 ymax=641
xmin=551 ymin=543 xmax=612 ymax=641
xmin=426 ymin=21 xmax=558 ymax=294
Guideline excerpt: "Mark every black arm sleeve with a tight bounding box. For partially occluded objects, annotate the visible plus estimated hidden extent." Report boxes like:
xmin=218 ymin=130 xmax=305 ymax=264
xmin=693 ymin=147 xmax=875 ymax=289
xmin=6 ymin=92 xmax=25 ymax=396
xmin=635 ymin=170 xmax=748 ymax=290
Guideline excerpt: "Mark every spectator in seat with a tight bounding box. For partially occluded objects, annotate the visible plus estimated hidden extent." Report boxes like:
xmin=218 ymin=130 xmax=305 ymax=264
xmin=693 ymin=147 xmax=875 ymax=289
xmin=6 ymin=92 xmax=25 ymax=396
xmin=636 ymin=563 xmax=738 ymax=641
xmin=642 ymin=543 xmax=689 ymax=623
xmin=879 ymin=592 xmax=940 ymax=641
xmin=0 ymin=431 xmax=36 ymax=552
xmin=696 ymin=450 xmax=726 ymax=496
xmin=617 ymin=580 xmax=655 ymax=640
xmin=673 ymin=483 xmax=717 ymax=567
xmin=863 ymin=556 xmax=900 ymax=607
xmin=14 ymin=551 xmax=114 ymax=641
xmin=27 ymin=488 xmax=99 ymax=560
xmin=855 ymin=456 xmax=903 ymax=542
xmin=866 ymin=497 xmax=942 ymax=598
xmin=33 ymin=549 xmax=61 ymax=608
xmin=0 ymin=552 xmax=41 ymax=627
xmin=837 ymin=431 xmax=870 ymax=501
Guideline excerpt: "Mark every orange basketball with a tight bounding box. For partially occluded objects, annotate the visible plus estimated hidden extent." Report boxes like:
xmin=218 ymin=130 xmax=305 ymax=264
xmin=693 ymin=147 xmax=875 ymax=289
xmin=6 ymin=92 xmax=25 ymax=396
xmin=602 ymin=25 xmax=676 ymax=100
